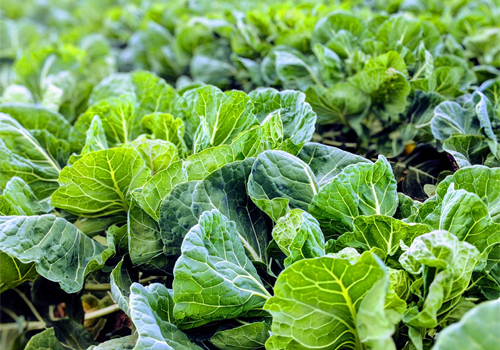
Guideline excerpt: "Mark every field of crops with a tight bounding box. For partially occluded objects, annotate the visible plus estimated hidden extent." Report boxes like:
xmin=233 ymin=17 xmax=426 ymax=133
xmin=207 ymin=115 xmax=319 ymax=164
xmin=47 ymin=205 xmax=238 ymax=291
xmin=0 ymin=0 xmax=499 ymax=349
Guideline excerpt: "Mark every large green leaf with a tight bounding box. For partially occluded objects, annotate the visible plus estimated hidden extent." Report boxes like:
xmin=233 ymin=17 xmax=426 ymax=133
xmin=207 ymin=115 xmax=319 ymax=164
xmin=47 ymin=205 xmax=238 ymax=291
xmin=432 ymin=299 xmax=500 ymax=350
xmin=71 ymin=95 xmax=143 ymax=149
xmin=446 ymin=166 xmax=500 ymax=222
xmin=142 ymin=112 xmax=187 ymax=154
xmin=305 ymin=83 xmax=369 ymax=126
xmin=87 ymin=335 xmax=137 ymax=350
xmin=51 ymin=147 xmax=150 ymax=217
xmin=431 ymin=101 xmax=480 ymax=142
xmin=129 ymin=283 xmax=202 ymax=350
xmin=297 ymin=142 xmax=370 ymax=187
xmin=443 ymin=134 xmax=492 ymax=168
xmin=159 ymin=159 xmax=272 ymax=262
xmin=0 ymin=177 xmax=52 ymax=216
xmin=272 ymin=208 xmax=325 ymax=267
xmin=126 ymin=138 xmax=178 ymax=175
xmin=0 ymin=103 xmax=71 ymax=138
xmin=181 ymin=85 xmax=258 ymax=151
xmin=173 ymin=210 xmax=270 ymax=329
xmin=210 ymin=321 xmax=271 ymax=350
xmin=0 ymin=215 xmax=113 ymax=293
xmin=88 ymin=71 xmax=179 ymax=115
xmin=0 ymin=177 xmax=52 ymax=292
xmin=249 ymin=88 xmax=316 ymax=145
xmin=264 ymin=252 xmax=396 ymax=350
xmin=0 ymin=113 xmax=61 ymax=198
xmin=25 ymin=328 xmax=65 ymax=350
xmin=436 ymin=188 xmax=500 ymax=253
xmin=309 ymin=156 xmax=398 ymax=237
xmin=248 ymin=150 xmax=318 ymax=221
xmin=0 ymin=251 xmax=37 ymax=292
xmin=135 ymin=113 xmax=283 ymax=220
xmin=400 ymin=231 xmax=480 ymax=328
xmin=128 ymin=198 xmax=168 ymax=268
xmin=110 ymin=258 xmax=134 ymax=317
xmin=338 ymin=215 xmax=430 ymax=260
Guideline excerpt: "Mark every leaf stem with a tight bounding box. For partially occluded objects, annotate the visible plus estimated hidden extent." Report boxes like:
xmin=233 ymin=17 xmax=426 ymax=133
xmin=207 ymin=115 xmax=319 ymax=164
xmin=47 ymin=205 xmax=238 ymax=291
xmin=84 ymin=304 xmax=121 ymax=320
xmin=0 ymin=321 xmax=45 ymax=331
xmin=13 ymin=288 xmax=45 ymax=324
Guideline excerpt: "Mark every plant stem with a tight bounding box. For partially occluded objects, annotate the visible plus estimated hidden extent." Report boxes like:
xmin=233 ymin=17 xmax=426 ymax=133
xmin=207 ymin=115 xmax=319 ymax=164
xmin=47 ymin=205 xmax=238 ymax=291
xmin=0 ymin=321 xmax=45 ymax=331
xmin=13 ymin=288 xmax=45 ymax=324
xmin=84 ymin=304 xmax=120 ymax=320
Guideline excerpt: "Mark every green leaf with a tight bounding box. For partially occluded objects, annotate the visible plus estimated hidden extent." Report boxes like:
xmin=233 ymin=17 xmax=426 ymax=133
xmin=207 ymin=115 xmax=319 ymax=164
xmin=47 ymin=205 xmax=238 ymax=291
xmin=400 ymin=231 xmax=480 ymax=328
xmin=110 ymin=258 xmax=134 ymax=317
xmin=51 ymin=147 xmax=150 ymax=217
xmin=272 ymin=209 xmax=325 ymax=267
xmin=142 ymin=112 xmax=187 ymax=154
xmin=0 ymin=215 xmax=113 ymax=293
xmin=159 ymin=159 xmax=272 ymax=263
xmin=339 ymin=215 xmax=430 ymax=260
xmin=248 ymin=150 xmax=318 ymax=220
xmin=298 ymin=142 xmax=370 ymax=187
xmin=127 ymin=138 xmax=178 ymax=175
xmin=451 ymin=166 xmax=500 ymax=222
xmin=181 ymin=85 xmax=258 ymax=151
xmin=264 ymin=252 xmax=396 ymax=350
xmin=443 ymin=134 xmax=492 ymax=168
xmin=0 ymin=251 xmax=37 ymax=292
xmin=31 ymin=129 xmax=71 ymax=168
xmin=89 ymin=71 xmax=179 ymax=115
xmin=394 ymin=193 xmax=422 ymax=220
xmin=128 ymin=198 xmax=167 ymax=268
xmin=80 ymin=115 xmax=108 ymax=155
xmin=25 ymin=328 xmax=64 ymax=350
xmin=312 ymin=10 xmax=366 ymax=46
xmin=87 ymin=335 xmax=137 ymax=350
xmin=436 ymin=188 xmax=500 ymax=253
xmin=210 ymin=321 xmax=271 ymax=350
xmin=431 ymin=101 xmax=480 ymax=142
xmin=71 ymin=95 xmax=142 ymax=149
xmin=173 ymin=210 xmax=270 ymax=329
xmin=135 ymin=114 xmax=283 ymax=220
xmin=129 ymin=282 xmax=203 ymax=350
xmin=349 ymin=52 xmax=411 ymax=115
xmin=0 ymin=113 xmax=60 ymax=198
xmin=274 ymin=50 xmax=321 ymax=91
xmin=248 ymin=88 xmax=316 ymax=145
xmin=305 ymin=83 xmax=370 ymax=126
xmin=0 ymin=103 xmax=71 ymax=138
xmin=309 ymin=155 xmax=398 ymax=236
xmin=432 ymin=299 xmax=500 ymax=350
xmin=0 ymin=177 xmax=52 ymax=216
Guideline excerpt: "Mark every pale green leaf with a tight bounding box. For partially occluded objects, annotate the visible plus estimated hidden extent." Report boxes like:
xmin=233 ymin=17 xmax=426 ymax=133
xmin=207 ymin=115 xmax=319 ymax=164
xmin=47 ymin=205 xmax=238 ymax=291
xmin=159 ymin=158 xmax=272 ymax=264
xmin=297 ymin=142 xmax=370 ymax=187
xmin=210 ymin=321 xmax=271 ymax=350
xmin=173 ymin=210 xmax=270 ymax=329
xmin=51 ymin=147 xmax=150 ymax=217
xmin=248 ymin=150 xmax=318 ymax=220
xmin=432 ymin=299 xmax=500 ymax=350
xmin=309 ymin=155 xmax=398 ymax=236
xmin=130 ymin=283 xmax=202 ymax=350
xmin=264 ymin=252 xmax=395 ymax=350
xmin=0 ymin=215 xmax=113 ymax=293
xmin=272 ymin=208 xmax=325 ymax=267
